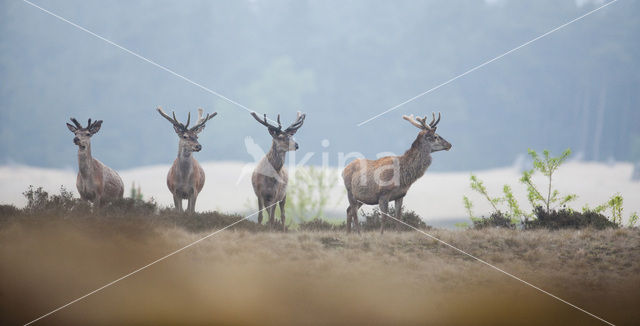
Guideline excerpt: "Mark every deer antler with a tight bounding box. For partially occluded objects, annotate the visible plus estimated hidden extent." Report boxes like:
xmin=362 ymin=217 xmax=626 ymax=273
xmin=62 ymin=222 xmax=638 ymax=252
xmin=402 ymin=114 xmax=431 ymax=131
xmin=157 ymin=106 xmax=179 ymax=125
xmin=190 ymin=108 xmax=217 ymax=132
xmin=284 ymin=111 xmax=306 ymax=134
xmin=428 ymin=112 xmax=441 ymax=129
xmin=196 ymin=108 xmax=204 ymax=124
xmin=184 ymin=112 xmax=190 ymax=128
xmin=251 ymin=111 xmax=305 ymax=135
xmin=402 ymin=112 xmax=441 ymax=131
xmin=157 ymin=106 xmax=189 ymax=131
xmin=70 ymin=118 xmax=83 ymax=129
xmin=250 ymin=112 xmax=282 ymax=132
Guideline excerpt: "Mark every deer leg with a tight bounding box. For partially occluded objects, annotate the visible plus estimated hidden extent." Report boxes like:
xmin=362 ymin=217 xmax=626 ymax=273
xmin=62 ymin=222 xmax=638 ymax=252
xmin=346 ymin=191 xmax=353 ymax=233
xmin=187 ymin=194 xmax=197 ymax=214
xmin=346 ymin=206 xmax=352 ymax=233
xmin=92 ymin=197 xmax=102 ymax=214
xmin=173 ymin=194 xmax=182 ymax=212
xmin=257 ymin=196 xmax=264 ymax=224
xmin=346 ymin=191 xmax=359 ymax=234
xmin=395 ymin=197 xmax=403 ymax=221
xmin=268 ymin=204 xmax=277 ymax=229
xmin=279 ymin=196 xmax=287 ymax=232
xmin=379 ymin=197 xmax=389 ymax=234
xmin=353 ymin=203 xmax=362 ymax=234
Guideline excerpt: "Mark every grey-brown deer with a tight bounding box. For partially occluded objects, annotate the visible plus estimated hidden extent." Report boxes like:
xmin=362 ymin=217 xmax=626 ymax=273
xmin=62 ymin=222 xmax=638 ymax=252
xmin=250 ymin=111 xmax=306 ymax=230
xmin=342 ymin=113 xmax=451 ymax=234
xmin=66 ymin=118 xmax=124 ymax=206
xmin=157 ymin=107 xmax=217 ymax=213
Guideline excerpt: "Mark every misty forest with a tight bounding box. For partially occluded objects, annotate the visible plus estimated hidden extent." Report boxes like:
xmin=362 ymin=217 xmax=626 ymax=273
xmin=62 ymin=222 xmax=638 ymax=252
xmin=1 ymin=0 xmax=639 ymax=171
xmin=2 ymin=1 xmax=640 ymax=325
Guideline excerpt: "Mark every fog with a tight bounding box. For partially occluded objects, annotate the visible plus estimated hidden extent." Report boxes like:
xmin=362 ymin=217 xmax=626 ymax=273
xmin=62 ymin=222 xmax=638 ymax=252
xmin=1 ymin=0 xmax=639 ymax=171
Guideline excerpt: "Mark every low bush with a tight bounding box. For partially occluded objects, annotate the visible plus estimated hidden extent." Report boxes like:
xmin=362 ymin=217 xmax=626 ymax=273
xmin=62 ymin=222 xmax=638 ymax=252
xmin=472 ymin=212 xmax=515 ymax=229
xmin=22 ymin=185 xmax=90 ymax=216
xmin=463 ymin=148 xmax=637 ymax=230
xmin=298 ymin=218 xmax=345 ymax=232
xmin=358 ymin=207 xmax=429 ymax=231
xmin=525 ymin=207 xmax=618 ymax=230
xmin=3 ymin=185 xmax=264 ymax=233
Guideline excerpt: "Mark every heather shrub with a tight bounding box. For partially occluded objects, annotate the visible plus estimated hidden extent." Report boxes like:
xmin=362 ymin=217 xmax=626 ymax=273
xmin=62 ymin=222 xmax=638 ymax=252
xmin=526 ymin=207 xmax=617 ymax=230
xmin=358 ymin=207 xmax=429 ymax=231
xmin=472 ymin=212 xmax=515 ymax=229
xmin=298 ymin=218 xmax=345 ymax=232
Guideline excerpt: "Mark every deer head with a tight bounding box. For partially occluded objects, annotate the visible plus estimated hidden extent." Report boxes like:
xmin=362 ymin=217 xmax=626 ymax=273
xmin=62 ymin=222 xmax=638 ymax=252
xmin=157 ymin=106 xmax=217 ymax=153
xmin=66 ymin=118 xmax=102 ymax=150
xmin=250 ymin=111 xmax=306 ymax=152
xmin=402 ymin=112 xmax=452 ymax=152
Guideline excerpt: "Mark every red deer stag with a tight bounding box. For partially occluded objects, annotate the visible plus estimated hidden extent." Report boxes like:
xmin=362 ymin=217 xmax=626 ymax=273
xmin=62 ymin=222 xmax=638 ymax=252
xmin=342 ymin=113 xmax=451 ymax=234
xmin=66 ymin=118 xmax=124 ymax=206
xmin=157 ymin=107 xmax=217 ymax=213
xmin=250 ymin=111 xmax=306 ymax=230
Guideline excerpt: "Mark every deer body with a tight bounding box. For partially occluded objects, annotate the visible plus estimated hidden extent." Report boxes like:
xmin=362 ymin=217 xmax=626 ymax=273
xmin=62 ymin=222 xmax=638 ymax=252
xmin=343 ymin=113 xmax=451 ymax=234
xmin=167 ymin=150 xmax=206 ymax=212
xmin=250 ymin=111 xmax=305 ymax=230
xmin=252 ymin=141 xmax=289 ymax=224
xmin=344 ymin=145 xmax=431 ymax=205
xmin=157 ymin=107 xmax=217 ymax=213
xmin=67 ymin=118 xmax=124 ymax=206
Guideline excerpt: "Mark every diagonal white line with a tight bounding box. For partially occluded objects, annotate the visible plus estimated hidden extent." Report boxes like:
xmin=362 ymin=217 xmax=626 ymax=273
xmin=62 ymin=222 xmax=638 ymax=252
xmin=357 ymin=0 xmax=619 ymax=127
xmin=365 ymin=202 xmax=615 ymax=326
xmin=22 ymin=0 xmax=254 ymax=114
xmin=22 ymin=201 xmax=280 ymax=326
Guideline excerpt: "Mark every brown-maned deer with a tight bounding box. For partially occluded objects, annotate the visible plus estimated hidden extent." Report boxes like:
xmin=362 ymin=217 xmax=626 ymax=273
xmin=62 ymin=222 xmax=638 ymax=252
xmin=157 ymin=107 xmax=217 ymax=213
xmin=342 ymin=113 xmax=451 ymax=234
xmin=66 ymin=118 xmax=124 ymax=206
xmin=250 ymin=111 xmax=306 ymax=230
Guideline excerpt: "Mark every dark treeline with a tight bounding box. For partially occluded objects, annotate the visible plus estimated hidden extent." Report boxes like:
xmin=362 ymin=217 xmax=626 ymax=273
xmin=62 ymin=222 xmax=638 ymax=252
xmin=1 ymin=0 xmax=638 ymax=171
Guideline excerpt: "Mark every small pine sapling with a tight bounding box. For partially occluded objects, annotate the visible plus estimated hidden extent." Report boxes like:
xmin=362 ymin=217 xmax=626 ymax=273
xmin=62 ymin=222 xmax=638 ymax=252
xmin=520 ymin=148 xmax=576 ymax=213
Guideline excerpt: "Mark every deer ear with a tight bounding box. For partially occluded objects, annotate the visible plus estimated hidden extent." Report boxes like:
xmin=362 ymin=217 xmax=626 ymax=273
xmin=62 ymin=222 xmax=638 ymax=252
xmin=89 ymin=120 xmax=103 ymax=134
xmin=173 ymin=125 xmax=183 ymax=134
xmin=66 ymin=123 xmax=77 ymax=133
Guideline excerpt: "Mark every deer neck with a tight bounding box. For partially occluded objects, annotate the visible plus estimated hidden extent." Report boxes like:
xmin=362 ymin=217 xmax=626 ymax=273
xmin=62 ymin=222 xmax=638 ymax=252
xmin=267 ymin=140 xmax=286 ymax=172
xmin=77 ymin=143 xmax=95 ymax=181
xmin=177 ymin=143 xmax=194 ymax=175
xmin=399 ymin=134 xmax=432 ymax=187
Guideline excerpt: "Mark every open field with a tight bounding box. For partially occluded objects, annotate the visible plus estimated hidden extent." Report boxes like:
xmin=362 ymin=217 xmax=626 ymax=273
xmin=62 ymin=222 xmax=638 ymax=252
xmin=1 ymin=161 xmax=640 ymax=226
xmin=1 ymin=217 xmax=639 ymax=325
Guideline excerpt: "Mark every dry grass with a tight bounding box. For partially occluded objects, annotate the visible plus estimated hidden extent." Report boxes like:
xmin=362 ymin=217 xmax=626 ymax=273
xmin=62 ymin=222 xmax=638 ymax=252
xmin=1 ymin=219 xmax=639 ymax=325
